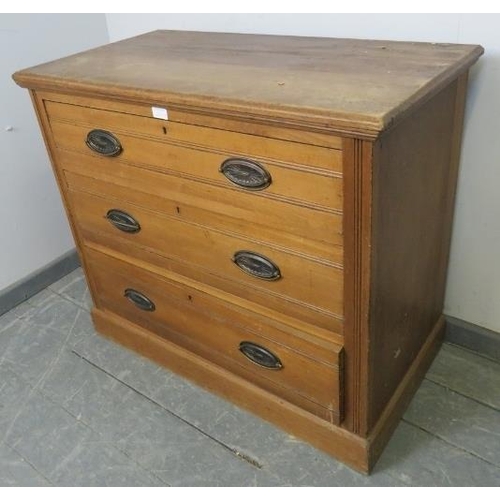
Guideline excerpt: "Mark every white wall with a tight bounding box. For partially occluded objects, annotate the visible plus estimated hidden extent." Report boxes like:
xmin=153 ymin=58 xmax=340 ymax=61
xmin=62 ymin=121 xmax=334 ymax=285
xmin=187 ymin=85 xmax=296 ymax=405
xmin=106 ymin=14 xmax=500 ymax=333
xmin=0 ymin=14 xmax=108 ymax=291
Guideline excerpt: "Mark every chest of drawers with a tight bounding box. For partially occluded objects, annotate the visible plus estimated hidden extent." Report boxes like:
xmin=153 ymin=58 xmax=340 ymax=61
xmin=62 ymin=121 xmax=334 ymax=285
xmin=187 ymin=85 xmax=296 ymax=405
xmin=13 ymin=31 xmax=483 ymax=473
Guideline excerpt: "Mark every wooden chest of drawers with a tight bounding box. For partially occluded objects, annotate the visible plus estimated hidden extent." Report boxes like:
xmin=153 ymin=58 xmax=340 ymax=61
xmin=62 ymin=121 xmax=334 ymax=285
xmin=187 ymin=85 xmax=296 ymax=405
xmin=13 ymin=31 xmax=483 ymax=473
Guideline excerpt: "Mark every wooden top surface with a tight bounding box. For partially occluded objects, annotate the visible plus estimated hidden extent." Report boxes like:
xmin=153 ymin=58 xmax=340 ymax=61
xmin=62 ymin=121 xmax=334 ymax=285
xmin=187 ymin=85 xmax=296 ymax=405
xmin=13 ymin=30 xmax=483 ymax=136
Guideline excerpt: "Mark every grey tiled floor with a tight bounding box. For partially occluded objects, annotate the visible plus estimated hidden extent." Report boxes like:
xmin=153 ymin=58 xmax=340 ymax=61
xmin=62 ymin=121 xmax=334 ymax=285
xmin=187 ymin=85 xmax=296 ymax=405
xmin=1 ymin=267 xmax=500 ymax=486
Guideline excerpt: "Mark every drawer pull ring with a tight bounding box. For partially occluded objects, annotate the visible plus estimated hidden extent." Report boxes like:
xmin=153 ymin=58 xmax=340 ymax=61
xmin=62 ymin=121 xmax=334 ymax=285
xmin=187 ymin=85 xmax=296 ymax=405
xmin=106 ymin=209 xmax=141 ymax=233
xmin=86 ymin=129 xmax=122 ymax=156
xmin=239 ymin=341 xmax=283 ymax=370
xmin=233 ymin=251 xmax=281 ymax=281
xmin=220 ymin=158 xmax=271 ymax=190
xmin=124 ymin=288 xmax=156 ymax=312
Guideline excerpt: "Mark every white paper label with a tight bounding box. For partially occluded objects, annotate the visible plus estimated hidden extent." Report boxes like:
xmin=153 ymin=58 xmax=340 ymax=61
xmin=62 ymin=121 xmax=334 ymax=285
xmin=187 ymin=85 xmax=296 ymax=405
xmin=151 ymin=106 xmax=168 ymax=120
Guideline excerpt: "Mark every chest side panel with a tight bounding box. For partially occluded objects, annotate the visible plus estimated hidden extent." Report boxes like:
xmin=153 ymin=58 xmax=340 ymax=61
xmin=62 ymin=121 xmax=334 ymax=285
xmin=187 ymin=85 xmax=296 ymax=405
xmin=368 ymin=77 xmax=464 ymax=430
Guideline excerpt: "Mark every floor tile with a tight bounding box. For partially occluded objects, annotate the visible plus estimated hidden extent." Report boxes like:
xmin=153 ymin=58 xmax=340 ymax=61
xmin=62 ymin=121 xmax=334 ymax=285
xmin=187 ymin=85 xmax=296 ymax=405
xmin=202 ymin=403 xmax=296 ymax=468
xmin=10 ymin=288 xmax=59 ymax=320
xmin=50 ymin=441 xmax=166 ymax=486
xmin=39 ymin=349 xmax=257 ymax=481
xmin=0 ymin=319 xmax=70 ymax=387
xmin=253 ymin=438 xmax=399 ymax=486
xmin=0 ymin=443 xmax=51 ymax=486
xmin=143 ymin=372 xmax=240 ymax=429
xmin=427 ymin=344 xmax=500 ymax=410
xmin=0 ymin=294 xmax=89 ymax=386
xmin=4 ymin=294 xmax=92 ymax=368
xmin=3 ymin=381 xmax=165 ymax=486
xmin=151 ymin=441 xmax=280 ymax=487
xmin=74 ymin=330 xmax=279 ymax=445
xmin=74 ymin=328 xmax=275 ymax=444
xmin=39 ymin=348 xmax=137 ymax=423
xmin=0 ymin=365 xmax=34 ymax=437
xmin=21 ymin=293 xmax=82 ymax=335
xmin=65 ymin=309 xmax=97 ymax=349
xmin=48 ymin=267 xmax=84 ymax=294
xmin=0 ymin=310 xmax=21 ymax=334
xmin=4 ymin=390 xmax=94 ymax=482
xmin=404 ymin=379 xmax=500 ymax=467
xmin=377 ymin=421 xmax=500 ymax=486
xmin=72 ymin=329 xmax=176 ymax=400
xmin=72 ymin=332 xmax=294 ymax=463
xmin=49 ymin=267 xmax=93 ymax=311
xmin=0 ymin=288 xmax=57 ymax=327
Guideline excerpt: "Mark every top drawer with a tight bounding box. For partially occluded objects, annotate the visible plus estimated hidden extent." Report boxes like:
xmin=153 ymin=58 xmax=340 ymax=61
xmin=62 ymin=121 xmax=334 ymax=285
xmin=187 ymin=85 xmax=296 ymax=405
xmin=52 ymin=123 xmax=342 ymax=211
xmin=44 ymin=99 xmax=343 ymax=173
xmin=46 ymin=99 xmax=345 ymax=212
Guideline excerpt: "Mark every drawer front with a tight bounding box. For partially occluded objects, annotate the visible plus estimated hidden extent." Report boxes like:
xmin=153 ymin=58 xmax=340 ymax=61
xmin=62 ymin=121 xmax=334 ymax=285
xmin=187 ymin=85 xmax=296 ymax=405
xmin=40 ymin=91 xmax=344 ymax=149
xmin=50 ymin=120 xmax=342 ymax=212
xmin=67 ymin=186 xmax=344 ymax=317
xmin=86 ymin=247 xmax=344 ymax=422
xmin=62 ymin=162 xmax=343 ymax=264
xmin=46 ymin=99 xmax=343 ymax=172
xmin=86 ymin=234 xmax=344 ymax=335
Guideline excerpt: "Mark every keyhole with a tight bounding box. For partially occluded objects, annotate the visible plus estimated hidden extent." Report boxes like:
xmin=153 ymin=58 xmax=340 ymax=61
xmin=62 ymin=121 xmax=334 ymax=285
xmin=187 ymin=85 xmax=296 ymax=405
xmin=162 ymin=126 xmax=167 ymax=135
xmin=187 ymin=295 xmax=192 ymax=301
xmin=176 ymin=206 xmax=180 ymax=214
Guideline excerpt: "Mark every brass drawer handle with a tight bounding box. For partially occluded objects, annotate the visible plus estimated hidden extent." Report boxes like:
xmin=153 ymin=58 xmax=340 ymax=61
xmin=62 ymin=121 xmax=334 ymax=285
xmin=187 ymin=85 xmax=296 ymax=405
xmin=232 ymin=251 xmax=281 ymax=281
xmin=220 ymin=157 xmax=271 ymax=190
xmin=106 ymin=209 xmax=141 ymax=233
xmin=86 ymin=129 xmax=122 ymax=156
xmin=239 ymin=341 xmax=283 ymax=370
xmin=124 ymin=288 xmax=155 ymax=312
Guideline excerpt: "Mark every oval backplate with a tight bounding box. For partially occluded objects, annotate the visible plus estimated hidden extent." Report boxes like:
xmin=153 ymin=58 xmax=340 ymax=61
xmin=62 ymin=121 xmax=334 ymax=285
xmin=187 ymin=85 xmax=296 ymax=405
xmin=239 ymin=341 xmax=283 ymax=370
xmin=86 ymin=129 xmax=122 ymax=157
xmin=232 ymin=251 xmax=281 ymax=281
xmin=220 ymin=158 xmax=271 ymax=190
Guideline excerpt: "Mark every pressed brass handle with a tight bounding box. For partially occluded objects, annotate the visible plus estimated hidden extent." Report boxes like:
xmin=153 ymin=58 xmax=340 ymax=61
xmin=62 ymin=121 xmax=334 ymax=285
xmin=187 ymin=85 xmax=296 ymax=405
xmin=232 ymin=251 xmax=281 ymax=281
xmin=239 ymin=341 xmax=283 ymax=370
xmin=86 ymin=129 xmax=122 ymax=156
xmin=124 ymin=288 xmax=155 ymax=312
xmin=106 ymin=209 xmax=141 ymax=233
xmin=220 ymin=157 xmax=271 ymax=190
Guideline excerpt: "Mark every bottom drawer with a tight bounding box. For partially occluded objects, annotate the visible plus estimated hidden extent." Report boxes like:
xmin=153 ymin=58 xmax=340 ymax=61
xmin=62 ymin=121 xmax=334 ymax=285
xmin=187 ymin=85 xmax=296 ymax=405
xmin=85 ymin=247 xmax=344 ymax=423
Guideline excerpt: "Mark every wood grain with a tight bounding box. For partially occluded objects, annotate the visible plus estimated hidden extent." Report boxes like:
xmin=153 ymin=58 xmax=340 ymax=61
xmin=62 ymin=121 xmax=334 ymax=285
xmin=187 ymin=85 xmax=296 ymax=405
xmin=63 ymin=165 xmax=343 ymax=264
xmin=85 ymin=244 xmax=342 ymax=361
xmin=367 ymin=315 xmax=445 ymax=470
xmin=67 ymin=184 xmax=344 ymax=316
xmin=367 ymin=79 xmax=462 ymax=430
xmin=46 ymin=99 xmax=343 ymax=172
xmin=50 ymin=121 xmax=342 ymax=211
xmin=28 ymin=91 xmax=102 ymax=312
xmin=85 ymin=238 xmax=344 ymax=338
xmin=342 ymin=138 xmax=373 ymax=435
xmin=87 ymin=246 xmax=343 ymax=422
xmin=61 ymin=157 xmax=343 ymax=259
xmin=13 ymin=31 xmax=483 ymax=136
xmin=39 ymin=90 xmax=343 ymax=148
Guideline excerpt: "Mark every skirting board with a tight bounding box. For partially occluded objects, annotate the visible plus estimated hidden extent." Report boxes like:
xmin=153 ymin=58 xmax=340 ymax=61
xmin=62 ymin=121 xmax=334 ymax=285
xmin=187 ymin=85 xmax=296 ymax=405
xmin=445 ymin=315 xmax=500 ymax=363
xmin=0 ymin=249 xmax=80 ymax=317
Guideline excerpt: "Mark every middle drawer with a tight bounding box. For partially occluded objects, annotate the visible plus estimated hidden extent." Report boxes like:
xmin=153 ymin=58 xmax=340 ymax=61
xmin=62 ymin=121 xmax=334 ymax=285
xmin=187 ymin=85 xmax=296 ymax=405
xmin=67 ymin=183 xmax=343 ymax=319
